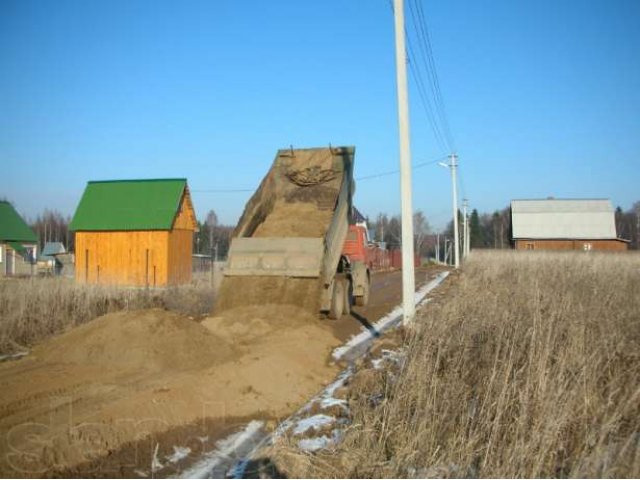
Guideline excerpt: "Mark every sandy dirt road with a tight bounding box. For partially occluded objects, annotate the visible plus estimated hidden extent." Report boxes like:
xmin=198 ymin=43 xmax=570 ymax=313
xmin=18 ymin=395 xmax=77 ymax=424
xmin=0 ymin=266 xmax=445 ymax=478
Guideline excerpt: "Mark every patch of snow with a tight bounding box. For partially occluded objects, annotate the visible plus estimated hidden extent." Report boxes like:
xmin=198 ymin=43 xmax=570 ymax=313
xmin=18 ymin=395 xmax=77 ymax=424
xmin=0 ymin=351 xmax=29 ymax=362
xmin=298 ymin=435 xmax=331 ymax=452
xmin=151 ymin=443 xmax=164 ymax=472
xmin=133 ymin=469 xmax=148 ymax=477
xmin=178 ymin=420 xmax=265 ymax=479
xmin=297 ymin=429 xmax=344 ymax=452
xmin=319 ymin=396 xmax=347 ymax=409
xmin=166 ymin=446 xmax=191 ymax=464
xmin=371 ymin=357 xmax=384 ymax=369
xmin=292 ymin=414 xmax=335 ymax=436
xmin=371 ymin=348 xmax=404 ymax=370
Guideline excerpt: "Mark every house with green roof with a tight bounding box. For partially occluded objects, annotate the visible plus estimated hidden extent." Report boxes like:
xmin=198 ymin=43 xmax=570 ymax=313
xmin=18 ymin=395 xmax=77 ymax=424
xmin=0 ymin=201 xmax=38 ymax=276
xmin=70 ymin=179 xmax=197 ymax=286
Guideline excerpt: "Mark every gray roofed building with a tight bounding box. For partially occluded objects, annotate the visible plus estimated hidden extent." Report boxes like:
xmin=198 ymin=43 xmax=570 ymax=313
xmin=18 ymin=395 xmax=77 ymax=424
xmin=511 ymin=199 xmax=628 ymax=252
xmin=39 ymin=242 xmax=66 ymax=261
xmin=38 ymin=242 xmax=67 ymax=275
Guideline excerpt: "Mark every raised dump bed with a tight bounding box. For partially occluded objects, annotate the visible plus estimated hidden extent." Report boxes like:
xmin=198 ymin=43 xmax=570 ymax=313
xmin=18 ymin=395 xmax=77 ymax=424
xmin=216 ymin=146 xmax=366 ymax=317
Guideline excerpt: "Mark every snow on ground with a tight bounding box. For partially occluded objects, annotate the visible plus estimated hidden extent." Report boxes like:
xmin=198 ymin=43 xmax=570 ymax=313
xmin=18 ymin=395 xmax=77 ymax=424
xmin=166 ymin=446 xmax=191 ymax=464
xmin=332 ymin=271 xmax=449 ymax=361
xmin=177 ymin=420 xmax=265 ymax=479
xmin=292 ymin=414 xmax=336 ymax=435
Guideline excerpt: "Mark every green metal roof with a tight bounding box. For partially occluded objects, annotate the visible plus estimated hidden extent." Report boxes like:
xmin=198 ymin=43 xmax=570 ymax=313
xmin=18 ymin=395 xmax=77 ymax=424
xmin=0 ymin=201 xmax=38 ymax=242
xmin=69 ymin=178 xmax=188 ymax=231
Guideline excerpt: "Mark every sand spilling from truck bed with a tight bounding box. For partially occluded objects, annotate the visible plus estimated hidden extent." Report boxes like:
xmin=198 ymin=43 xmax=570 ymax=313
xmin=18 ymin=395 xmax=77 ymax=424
xmin=0 ymin=306 xmax=340 ymax=476
xmin=215 ymin=276 xmax=322 ymax=314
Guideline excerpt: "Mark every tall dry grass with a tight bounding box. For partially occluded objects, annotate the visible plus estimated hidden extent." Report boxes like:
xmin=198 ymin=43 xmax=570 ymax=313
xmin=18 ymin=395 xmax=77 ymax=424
xmin=276 ymin=251 xmax=640 ymax=478
xmin=0 ymin=276 xmax=217 ymax=355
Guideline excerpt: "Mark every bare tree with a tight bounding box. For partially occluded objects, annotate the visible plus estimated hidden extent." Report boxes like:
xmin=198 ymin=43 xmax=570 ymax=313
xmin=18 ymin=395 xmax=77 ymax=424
xmin=413 ymin=210 xmax=431 ymax=257
xmin=205 ymin=210 xmax=218 ymax=255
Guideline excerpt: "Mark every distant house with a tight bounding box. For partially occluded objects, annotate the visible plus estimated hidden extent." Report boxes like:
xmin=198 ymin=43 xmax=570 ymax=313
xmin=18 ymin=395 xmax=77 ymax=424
xmin=0 ymin=201 xmax=38 ymax=276
xmin=38 ymin=242 xmax=67 ymax=275
xmin=53 ymin=252 xmax=75 ymax=278
xmin=69 ymin=179 xmax=198 ymax=286
xmin=511 ymin=199 xmax=629 ymax=251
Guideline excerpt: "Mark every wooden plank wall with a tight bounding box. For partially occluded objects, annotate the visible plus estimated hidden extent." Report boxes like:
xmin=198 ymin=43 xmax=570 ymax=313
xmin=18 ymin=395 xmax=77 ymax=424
xmin=75 ymin=231 xmax=169 ymax=286
xmin=167 ymin=190 xmax=195 ymax=284
xmin=168 ymin=229 xmax=192 ymax=284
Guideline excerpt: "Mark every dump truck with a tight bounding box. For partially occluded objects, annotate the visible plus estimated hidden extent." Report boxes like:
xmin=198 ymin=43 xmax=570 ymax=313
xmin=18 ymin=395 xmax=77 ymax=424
xmin=216 ymin=146 xmax=370 ymax=318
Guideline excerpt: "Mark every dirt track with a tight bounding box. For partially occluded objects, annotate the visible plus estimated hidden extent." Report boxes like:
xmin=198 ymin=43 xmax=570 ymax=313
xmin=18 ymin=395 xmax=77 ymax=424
xmin=0 ymin=266 xmax=444 ymax=478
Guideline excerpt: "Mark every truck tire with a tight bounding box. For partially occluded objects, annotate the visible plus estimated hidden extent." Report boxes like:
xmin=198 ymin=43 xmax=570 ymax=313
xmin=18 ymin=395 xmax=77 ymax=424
xmin=329 ymin=280 xmax=344 ymax=319
xmin=355 ymin=275 xmax=370 ymax=307
xmin=343 ymin=279 xmax=352 ymax=316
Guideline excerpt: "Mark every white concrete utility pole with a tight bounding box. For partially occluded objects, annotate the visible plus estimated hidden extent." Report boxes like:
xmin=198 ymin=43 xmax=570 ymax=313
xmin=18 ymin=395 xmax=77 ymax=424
xmin=462 ymin=198 xmax=468 ymax=260
xmin=440 ymin=154 xmax=459 ymax=268
xmin=436 ymin=233 xmax=440 ymax=263
xmin=393 ymin=0 xmax=416 ymax=324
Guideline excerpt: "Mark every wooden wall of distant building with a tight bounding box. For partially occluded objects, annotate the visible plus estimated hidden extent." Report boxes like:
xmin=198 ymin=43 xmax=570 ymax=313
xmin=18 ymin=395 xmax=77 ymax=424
xmin=514 ymin=239 xmax=628 ymax=252
xmin=75 ymin=194 xmax=194 ymax=287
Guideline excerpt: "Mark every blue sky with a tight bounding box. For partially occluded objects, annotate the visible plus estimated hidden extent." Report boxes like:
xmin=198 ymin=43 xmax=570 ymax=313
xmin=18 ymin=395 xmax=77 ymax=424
xmin=1 ymin=0 xmax=639 ymax=230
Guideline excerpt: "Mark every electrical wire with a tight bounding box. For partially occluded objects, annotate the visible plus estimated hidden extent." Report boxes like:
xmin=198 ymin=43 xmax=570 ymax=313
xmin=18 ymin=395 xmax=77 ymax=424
xmin=192 ymin=155 xmax=448 ymax=192
xmin=386 ymin=0 xmax=448 ymax=154
xmin=191 ymin=188 xmax=255 ymax=193
xmin=409 ymin=0 xmax=457 ymax=152
xmin=355 ymin=155 xmax=447 ymax=181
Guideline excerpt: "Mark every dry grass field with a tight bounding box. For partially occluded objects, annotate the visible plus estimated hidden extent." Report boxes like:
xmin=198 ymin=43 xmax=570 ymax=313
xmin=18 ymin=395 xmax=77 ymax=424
xmin=0 ymin=275 xmax=216 ymax=355
xmin=271 ymin=251 xmax=640 ymax=478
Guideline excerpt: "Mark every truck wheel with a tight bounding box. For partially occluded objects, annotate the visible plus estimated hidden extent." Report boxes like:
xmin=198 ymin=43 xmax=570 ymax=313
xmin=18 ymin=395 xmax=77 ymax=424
xmin=343 ymin=279 xmax=352 ymax=316
xmin=329 ymin=280 xmax=344 ymax=319
xmin=355 ymin=276 xmax=370 ymax=307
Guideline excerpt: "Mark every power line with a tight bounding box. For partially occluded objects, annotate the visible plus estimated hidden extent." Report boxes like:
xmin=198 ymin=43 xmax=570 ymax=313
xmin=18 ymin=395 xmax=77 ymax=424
xmin=409 ymin=0 xmax=457 ymax=151
xmin=406 ymin=0 xmax=448 ymax=149
xmin=356 ymin=156 xmax=446 ymax=181
xmin=387 ymin=0 xmax=457 ymax=154
xmin=191 ymin=188 xmax=255 ymax=193
xmin=192 ymin=156 xmax=448 ymax=193
xmin=406 ymin=39 xmax=448 ymax=153
xmin=386 ymin=0 xmax=448 ymax=154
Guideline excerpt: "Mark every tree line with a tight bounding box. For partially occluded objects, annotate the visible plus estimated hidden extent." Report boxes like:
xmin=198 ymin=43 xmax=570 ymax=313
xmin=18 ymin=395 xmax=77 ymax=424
xmin=9 ymin=199 xmax=639 ymax=258
xmin=615 ymin=202 xmax=640 ymax=249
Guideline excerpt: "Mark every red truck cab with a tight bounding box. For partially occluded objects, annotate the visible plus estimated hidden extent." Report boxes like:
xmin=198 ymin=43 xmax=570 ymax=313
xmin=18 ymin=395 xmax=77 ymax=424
xmin=342 ymin=224 xmax=368 ymax=263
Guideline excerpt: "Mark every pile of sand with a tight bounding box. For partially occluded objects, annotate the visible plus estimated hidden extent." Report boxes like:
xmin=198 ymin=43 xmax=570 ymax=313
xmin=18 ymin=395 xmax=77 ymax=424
xmin=203 ymin=304 xmax=324 ymax=345
xmin=36 ymin=309 xmax=235 ymax=372
xmin=0 ymin=305 xmax=342 ymax=476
